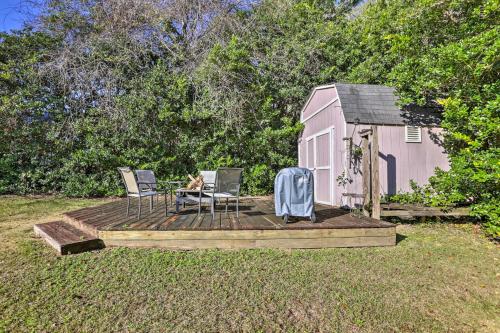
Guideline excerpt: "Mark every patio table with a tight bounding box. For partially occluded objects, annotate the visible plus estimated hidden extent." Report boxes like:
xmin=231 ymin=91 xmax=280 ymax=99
xmin=157 ymin=180 xmax=184 ymax=207
xmin=141 ymin=180 xmax=183 ymax=216
xmin=175 ymin=188 xmax=212 ymax=214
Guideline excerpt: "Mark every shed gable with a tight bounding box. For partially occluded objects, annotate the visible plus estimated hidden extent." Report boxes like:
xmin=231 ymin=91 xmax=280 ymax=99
xmin=300 ymin=85 xmax=338 ymax=122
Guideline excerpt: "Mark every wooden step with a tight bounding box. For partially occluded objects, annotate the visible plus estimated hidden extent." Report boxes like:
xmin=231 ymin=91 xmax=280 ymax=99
xmin=380 ymin=207 xmax=469 ymax=217
xmin=34 ymin=221 xmax=105 ymax=255
xmin=63 ymin=212 xmax=100 ymax=237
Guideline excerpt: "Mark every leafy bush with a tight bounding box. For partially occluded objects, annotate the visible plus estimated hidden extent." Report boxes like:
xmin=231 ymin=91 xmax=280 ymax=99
xmin=245 ymin=164 xmax=277 ymax=196
xmin=387 ymin=181 xmax=435 ymax=206
xmin=0 ymin=0 xmax=498 ymax=236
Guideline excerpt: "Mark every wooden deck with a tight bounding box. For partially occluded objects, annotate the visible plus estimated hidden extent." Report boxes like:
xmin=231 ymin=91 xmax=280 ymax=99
xmin=60 ymin=198 xmax=396 ymax=249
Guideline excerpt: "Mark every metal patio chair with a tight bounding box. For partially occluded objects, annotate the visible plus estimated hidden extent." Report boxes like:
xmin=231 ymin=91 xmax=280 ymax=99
xmin=205 ymin=168 xmax=243 ymax=220
xmin=200 ymin=170 xmax=216 ymax=190
xmin=136 ymin=169 xmax=159 ymax=204
xmin=174 ymin=171 xmax=215 ymax=216
xmin=117 ymin=167 xmax=157 ymax=219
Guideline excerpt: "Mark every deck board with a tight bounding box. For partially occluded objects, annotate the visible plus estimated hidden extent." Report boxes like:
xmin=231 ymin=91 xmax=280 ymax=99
xmin=64 ymin=198 xmax=394 ymax=232
xmin=62 ymin=198 xmax=396 ymax=249
xmin=157 ymin=215 xmax=179 ymax=230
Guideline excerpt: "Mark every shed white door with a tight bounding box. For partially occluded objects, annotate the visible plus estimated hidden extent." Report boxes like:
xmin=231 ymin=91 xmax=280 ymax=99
xmin=306 ymin=129 xmax=333 ymax=205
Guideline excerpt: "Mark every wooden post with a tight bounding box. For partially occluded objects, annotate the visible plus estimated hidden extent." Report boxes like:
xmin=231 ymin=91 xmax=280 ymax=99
xmin=371 ymin=126 xmax=380 ymax=219
xmin=360 ymin=133 xmax=370 ymax=217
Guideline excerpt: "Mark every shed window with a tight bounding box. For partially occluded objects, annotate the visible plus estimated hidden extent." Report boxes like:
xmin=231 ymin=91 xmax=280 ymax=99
xmin=405 ymin=126 xmax=422 ymax=143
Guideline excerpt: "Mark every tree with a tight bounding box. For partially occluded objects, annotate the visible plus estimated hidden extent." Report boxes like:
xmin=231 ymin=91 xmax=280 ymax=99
xmin=0 ymin=0 xmax=498 ymax=235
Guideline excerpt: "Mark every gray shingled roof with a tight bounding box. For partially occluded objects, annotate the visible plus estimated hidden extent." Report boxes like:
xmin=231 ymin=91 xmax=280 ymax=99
xmin=335 ymin=83 xmax=442 ymax=126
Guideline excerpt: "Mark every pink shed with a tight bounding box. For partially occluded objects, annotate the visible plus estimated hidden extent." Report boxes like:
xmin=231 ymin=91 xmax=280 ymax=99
xmin=298 ymin=83 xmax=449 ymax=206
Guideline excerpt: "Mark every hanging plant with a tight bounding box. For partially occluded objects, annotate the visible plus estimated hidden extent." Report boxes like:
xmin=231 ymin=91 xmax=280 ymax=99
xmin=336 ymin=171 xmax=353 ymax=188
xmin=352 ymin=145 xmax=362 ymax=159
xmin=349 ymin=144 xmax=363 ymax=174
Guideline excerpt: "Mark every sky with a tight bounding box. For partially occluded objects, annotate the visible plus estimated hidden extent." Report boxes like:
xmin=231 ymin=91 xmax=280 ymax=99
xmin=0 ymin=0 xmax=39 ymax=32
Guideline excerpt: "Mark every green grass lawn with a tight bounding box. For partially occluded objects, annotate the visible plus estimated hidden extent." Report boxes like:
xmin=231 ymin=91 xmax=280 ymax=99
xmin=0 ymin=196 xmax=498 ymax=332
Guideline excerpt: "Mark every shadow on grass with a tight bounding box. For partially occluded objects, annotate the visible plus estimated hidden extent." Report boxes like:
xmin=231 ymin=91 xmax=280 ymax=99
xmin=384 ymin=216 xmax=478 ymax=225
xmin=396 ymin=233 xmax=407 ymax=244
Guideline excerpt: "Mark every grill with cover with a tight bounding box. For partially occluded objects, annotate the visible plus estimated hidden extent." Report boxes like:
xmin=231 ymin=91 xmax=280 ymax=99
xmin=274 ymin=167 xmax=316 ymax=223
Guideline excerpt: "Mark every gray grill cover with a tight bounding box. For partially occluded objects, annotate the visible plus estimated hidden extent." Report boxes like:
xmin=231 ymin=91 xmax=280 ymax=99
xmin=274 ymin=167 xmax=314 ymax=217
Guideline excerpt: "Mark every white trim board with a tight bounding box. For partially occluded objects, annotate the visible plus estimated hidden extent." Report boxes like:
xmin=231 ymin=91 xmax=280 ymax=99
xmin=304 ymin=126 xmax=335 ymax=142
xmin=300 ymin=83 xmax=338 ymax=122
xmin=301 ymin=97 xmax=339 ymax=123
xmin=299 ymin=84 xmax=337 ymax=116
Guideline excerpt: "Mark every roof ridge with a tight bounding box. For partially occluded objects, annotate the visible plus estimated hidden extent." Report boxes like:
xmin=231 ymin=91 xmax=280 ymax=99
xmin=335 ymin=82 xmax=395 ymax=88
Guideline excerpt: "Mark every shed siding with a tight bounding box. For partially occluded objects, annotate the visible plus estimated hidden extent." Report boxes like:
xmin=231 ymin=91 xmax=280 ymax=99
xmin=298 ymin=140 xmax=306 ymax=167
xmin=298 ymin=139 xmax=306 ymax=167
xmin=306 ymin=139 xmax=315 ymax=168
xmin=343 ymin=124 xmax=448 ymax=203
xmin=333 ymin=106 xmax=347 ymax=205
xmin=302 ymin=87 xmax=337 ymax=121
